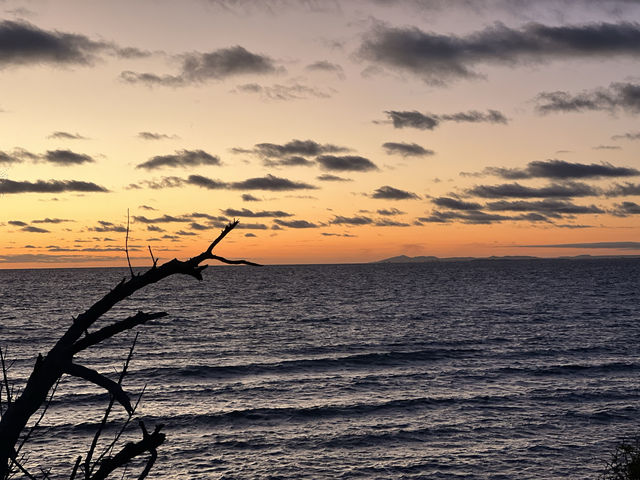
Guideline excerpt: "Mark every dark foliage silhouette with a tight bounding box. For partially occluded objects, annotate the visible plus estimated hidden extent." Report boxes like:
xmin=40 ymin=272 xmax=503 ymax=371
xmin=601 ymin=437 xmax=640 ymax=480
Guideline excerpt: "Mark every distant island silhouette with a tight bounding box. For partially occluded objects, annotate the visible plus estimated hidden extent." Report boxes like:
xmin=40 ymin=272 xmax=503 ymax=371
xmin=374 ymin=254 xmax=640 ymax=263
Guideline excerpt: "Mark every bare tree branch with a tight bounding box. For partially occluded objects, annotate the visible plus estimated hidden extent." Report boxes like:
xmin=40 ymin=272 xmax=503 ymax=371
xmin=210 ymin=255 xmax=262 ymax=267
xmin=63 ymin=364 xmax=133 ymax=415
xmin=71 ymin=312 xmax=167 ymax=355
xmin=0 ymin=220 xmax=257 ymax=478
xmin=88 ymin=423 xmax=164 ymax=480
xmin=69 ymin=456 xmax=81 ymax=480
xmin=147 ymin=246 xmax=157 ymax=268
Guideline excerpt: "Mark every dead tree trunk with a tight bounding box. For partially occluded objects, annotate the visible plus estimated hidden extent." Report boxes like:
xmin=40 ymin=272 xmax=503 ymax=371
xmin=0 ymin=220 xmax=258 ymax=478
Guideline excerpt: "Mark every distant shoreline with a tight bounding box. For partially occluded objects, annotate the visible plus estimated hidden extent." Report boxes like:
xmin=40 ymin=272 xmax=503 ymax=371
xmin=373 ymin=254 xmax=640 ymax=263
xmin=1 ymin=254 xmax=640 ymax=271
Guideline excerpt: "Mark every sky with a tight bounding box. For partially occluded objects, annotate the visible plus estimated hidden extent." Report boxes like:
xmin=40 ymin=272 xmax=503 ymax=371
xmin=1 ymin=0 xmax=640 ymax=267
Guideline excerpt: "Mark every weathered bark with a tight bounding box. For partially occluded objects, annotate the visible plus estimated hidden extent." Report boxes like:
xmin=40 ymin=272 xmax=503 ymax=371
xmin=0 ymin=220 xmax=258 ymax=478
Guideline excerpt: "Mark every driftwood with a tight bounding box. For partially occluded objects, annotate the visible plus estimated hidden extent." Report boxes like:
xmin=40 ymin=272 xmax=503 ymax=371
xmin=0 ymin=219 xmax=259 ymax=478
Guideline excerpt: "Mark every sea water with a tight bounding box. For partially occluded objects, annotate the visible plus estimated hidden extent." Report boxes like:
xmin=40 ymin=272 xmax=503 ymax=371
xmin=1 ymin=259 xmax=640 ymax=479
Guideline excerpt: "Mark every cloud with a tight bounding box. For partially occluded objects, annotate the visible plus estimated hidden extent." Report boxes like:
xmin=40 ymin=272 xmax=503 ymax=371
xmin=189 ymin=222 xmax=210 ymax=230
xmin=484 ymin=159 xmax=639 ymax=180
xmin=439 ymin=110 xmax=508 ymax=123
xmin=520 ymin=241 xmax=640 ymax=249
xmin=43 ymin=149 xmax=95 ymax=165
xmin=131 ymin=173 xmax=317 ymax=191
xmin=189 ymin=212 xmax=229 ymax=222
xmin=317 ymin=174 xmax=352 ymax=182
xmin=316 ymin=154 xmax=378 ymax=172
xmin=535 ymin=82 xmax=640 ymax=114
xmin=0 ymin=19 xmax=149 ymax=70
xmin=242 ymin=193 xmax=261 ymax=201
xmin=186 ymin=175 xmax=229 ymax=189
xmin=32 ymin=217 xmax=74 ymax=223
xmin=0 ymin=179 xmax=108 ymax=194
xmin=235 ymin=82 xmax=334 ymax=100
xmin=486 ymin=199 xmax=605 ymax=217
xmin=273 ymin=219 xmax=319 ymax=228
xmin=8 ymin=220 xmax=27 ymax=226
xmin=88 ymin=221 xmax=126 ymax=232
xmin=305 ymin=60 xmax=345 ymax=78
xmin=250 ymin=139 xmax=349 ymax=158
xmin=419 ymin=210 xmax=548 ymax=224
xmin=0 ymin=148 xmax=95 ymax=166
xmin=264 ymin=156 xmax=315 ymax=167
xmin=383 ymin=109 xmax=506 ymax=129
xmin=383 ymin=111 xmax=438 ymax=130
xmin=432 ymin=197 xmax=483 ymax=210
xmin=245 ymin=233 xmax=257 ymax=237
xmin=230 ymin=174 xmax=317 ymax=190
xmin=611 ymin=201 xmax=640 ymax=216
xmin=0 ymin=151 xmax=21 ymax=165
xmin=221 ymin=208 xmax=292 ymax=217
xmin=467 ymin=181 xmax=599 ymax=198
xmin=146 ymin=225 xmax=165 ymax=232
xmin=330 ymin=215 xmax=373 ymax=225
xmin=233 ymin=222 xmax=268 ymax=230
xmin=382 ymin=142 xmax=434 ymax=157
xmin=371 ymin=185 xmax=420 ymax=199
xmin=321 ymin=232 xmax=357 ymax=237
xmin=612 ymin=131 xmax=640 ymax=141
xmin=121 ymin=46 xmax=279 ymax=86
xmin=0 ymin=253 xmax=126 ymax=264
xmin=48 ymin=131 xmax=87 ymax=140
xmin=374 ymin=218 xmax=411 ymax=227
xmin=133 ymin=215 xmax=190 ymax=224
xmin=605 ymin=182 xmax=640 ymax=197
xmin=137 ymin=131 xmax=179 ymax=140
xmin=593 ymin=145 xmax=621 ymax=150
xmin=358 ymin=22 xmax=640 ymax=85
xmin=136 ymin=149 xmax=221 ymax=170
xmin=377 ymin=208 xmax=405 ymax=216
xmin=0 ymin=19 xmax=109 ymax=67
xmin=139 ymin=205 xmax=157 ymax=211
xmin=21 ymin=225 xmax=49 ymax=233
xmin=134 ymin=176 xmax=186 ymax=190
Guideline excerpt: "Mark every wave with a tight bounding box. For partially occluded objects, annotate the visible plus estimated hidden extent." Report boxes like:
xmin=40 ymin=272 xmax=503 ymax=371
xmin=132 ymin=347 xmax=483 ymax=380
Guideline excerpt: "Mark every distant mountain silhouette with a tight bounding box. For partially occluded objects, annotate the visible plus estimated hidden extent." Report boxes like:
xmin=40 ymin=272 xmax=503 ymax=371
xmin=374 ymin=254 xmax=639 ymax=263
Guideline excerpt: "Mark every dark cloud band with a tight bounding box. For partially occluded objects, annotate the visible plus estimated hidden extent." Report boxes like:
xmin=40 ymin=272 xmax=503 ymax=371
xmin=359 ymin=22 xmax=640 ymax=85
xmin=0 ymin=179 xmax=108 ymax=194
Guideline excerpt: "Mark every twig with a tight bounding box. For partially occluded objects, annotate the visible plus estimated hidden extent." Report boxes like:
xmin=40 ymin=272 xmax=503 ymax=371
xmin=0 ymin=347 xmax=11 ymax=410
xmin=135 ymin=423 xmax=157 ymax=480
xmin=96 ymin=385 xmax=146 ymax=467
xmin=70 ymin=456 xmax=82 ymax=480
xmin=15 ymin=379 xmax=60 ymax=456
xmin=11 ymin=460 xmax=36 ymax=480
xmin=84 ymin=335 xmax=138 ymax=479
xmin=87 ymin=423 xmax=164 ymax=480
xmin=126 ymin=209 xmax=134 ymax=279
xmin=147 ymin=246 xmax=158 ymax=268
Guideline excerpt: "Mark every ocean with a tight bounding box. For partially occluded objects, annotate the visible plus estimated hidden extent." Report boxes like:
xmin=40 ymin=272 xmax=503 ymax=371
xmin=1 ymin=259 xmax=640 ymax=479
